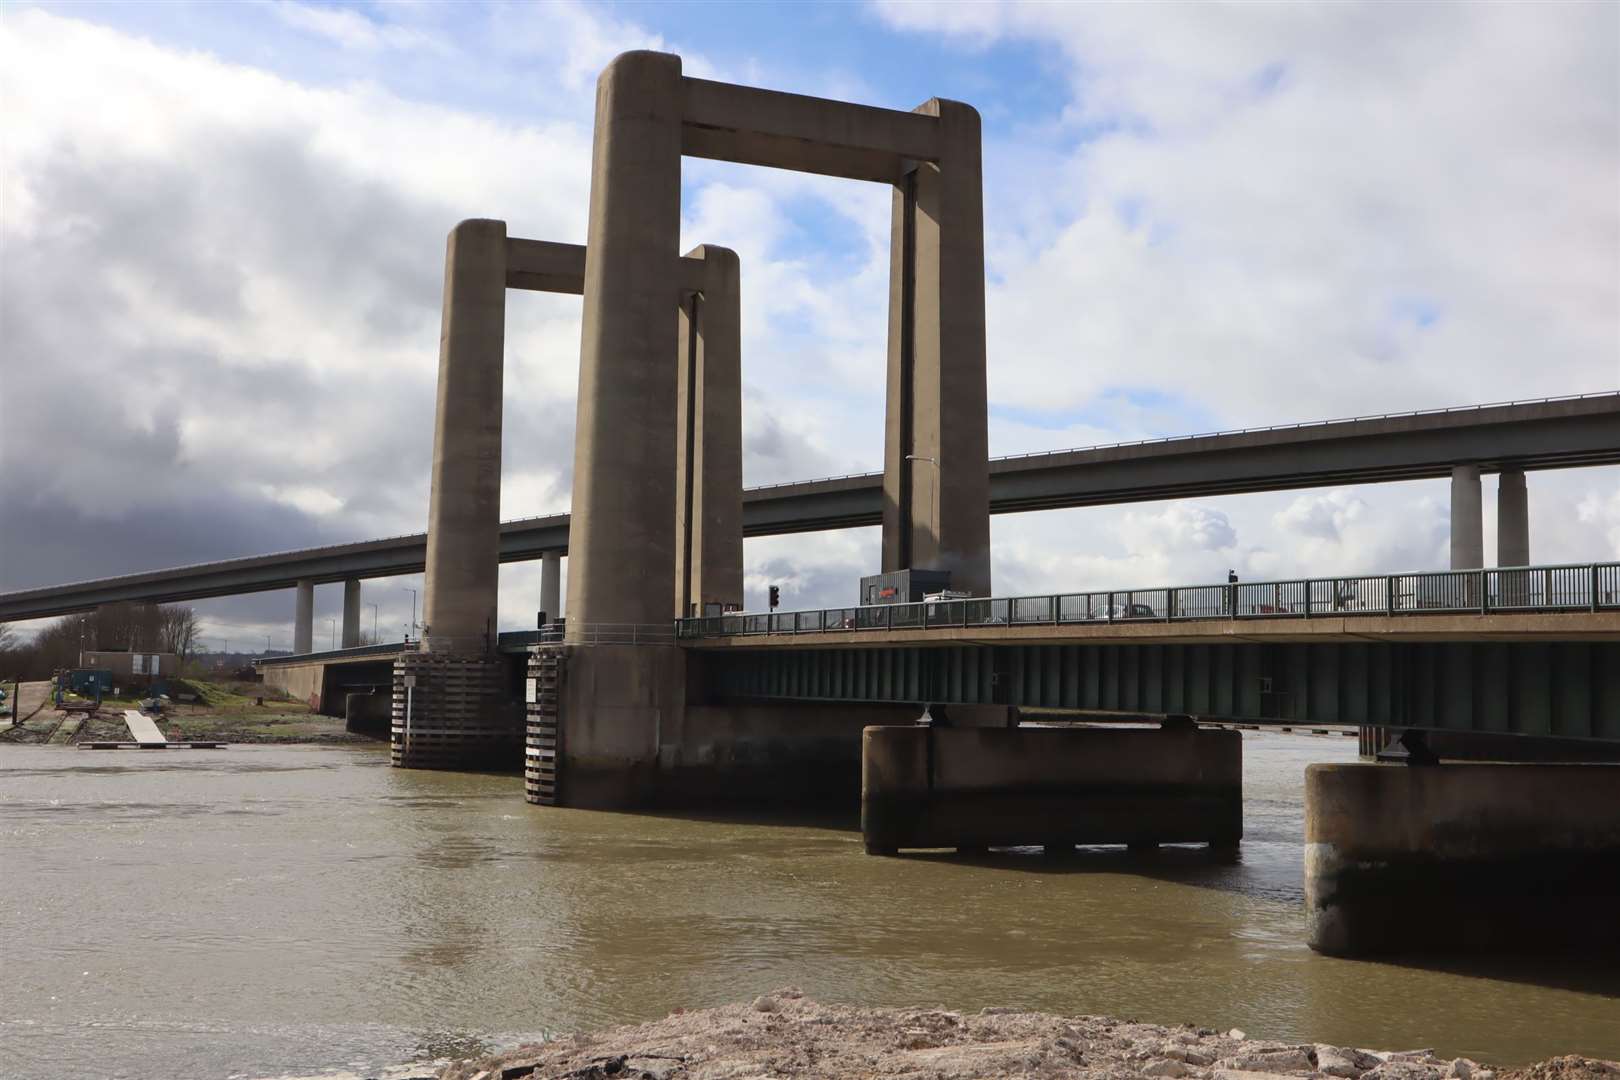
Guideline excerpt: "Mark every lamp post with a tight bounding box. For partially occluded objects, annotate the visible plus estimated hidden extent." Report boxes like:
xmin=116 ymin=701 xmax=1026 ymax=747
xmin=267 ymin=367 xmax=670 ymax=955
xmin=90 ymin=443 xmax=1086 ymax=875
xmin=905 ymin=454 xmax=939 ymax=555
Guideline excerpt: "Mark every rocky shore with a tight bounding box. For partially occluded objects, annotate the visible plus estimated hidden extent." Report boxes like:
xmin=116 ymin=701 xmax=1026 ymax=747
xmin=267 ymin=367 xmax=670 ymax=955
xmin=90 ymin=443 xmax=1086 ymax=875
xmin=416 ymin=991 xmax=1617 ymax=1080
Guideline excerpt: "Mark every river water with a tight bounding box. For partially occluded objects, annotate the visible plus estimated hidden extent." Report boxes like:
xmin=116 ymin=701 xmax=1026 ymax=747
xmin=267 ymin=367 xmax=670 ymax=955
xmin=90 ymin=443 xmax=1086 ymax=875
xmin=1 ymin=733 xmax=1615 ymax=1080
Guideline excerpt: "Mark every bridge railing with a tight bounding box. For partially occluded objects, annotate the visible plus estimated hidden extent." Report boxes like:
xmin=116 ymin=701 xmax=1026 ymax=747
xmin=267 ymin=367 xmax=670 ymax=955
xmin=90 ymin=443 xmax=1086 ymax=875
xmin=674 ymin=562 xmax=1620 ymax=639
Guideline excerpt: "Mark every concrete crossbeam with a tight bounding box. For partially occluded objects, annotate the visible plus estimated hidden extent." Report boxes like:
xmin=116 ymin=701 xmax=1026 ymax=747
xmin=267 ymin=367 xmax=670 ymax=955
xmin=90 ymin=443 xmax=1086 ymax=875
xmin=504 ymin=238 xmax=586 ymax=294
xmin=681 ymin=76 xmax=939 ymax=181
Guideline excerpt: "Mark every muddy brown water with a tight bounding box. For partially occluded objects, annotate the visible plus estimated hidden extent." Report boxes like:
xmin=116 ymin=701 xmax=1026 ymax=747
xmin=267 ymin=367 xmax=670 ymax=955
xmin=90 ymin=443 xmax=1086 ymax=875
xmin=1 ymin=734 xmax=1615 ymax=1080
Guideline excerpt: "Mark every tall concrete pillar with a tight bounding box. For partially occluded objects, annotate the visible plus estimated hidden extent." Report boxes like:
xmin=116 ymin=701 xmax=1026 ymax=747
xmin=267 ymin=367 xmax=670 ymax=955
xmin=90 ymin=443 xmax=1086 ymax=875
xmin=568 ymin=51 xmax=684 ymax=634
xmin=422 ymin=218 xmax=507 ymax=656
xmin=293 ymin=579 xmax=314 ymax=654
xmin=394 ymin=218 xmax=517 ymax=773
xmin=882 ymin=98 xmax=991 ymax=597
xmin=675 ymin=244 xmax=744 ymax=617
xmin=341 ymin=579 xmax=362 ymax=647
xmin=1497 ymin=467 xmax=1529 ymax=567
xmin=540 ymin=552 xmax=561 ymax=625
xmin=1449 ymin=464 xmax=1483 ymax=570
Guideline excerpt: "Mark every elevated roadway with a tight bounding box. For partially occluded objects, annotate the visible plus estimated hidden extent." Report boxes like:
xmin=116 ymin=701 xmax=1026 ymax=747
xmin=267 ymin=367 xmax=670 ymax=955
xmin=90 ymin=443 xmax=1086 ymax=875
xmin=4 ymin=393 xmax=1617 ymax=621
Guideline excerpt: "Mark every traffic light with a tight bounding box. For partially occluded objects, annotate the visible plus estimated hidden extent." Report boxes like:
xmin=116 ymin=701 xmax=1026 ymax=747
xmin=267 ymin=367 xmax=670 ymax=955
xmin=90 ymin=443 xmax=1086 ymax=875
xmin=768 ymin=585 xmax=780 ymax=610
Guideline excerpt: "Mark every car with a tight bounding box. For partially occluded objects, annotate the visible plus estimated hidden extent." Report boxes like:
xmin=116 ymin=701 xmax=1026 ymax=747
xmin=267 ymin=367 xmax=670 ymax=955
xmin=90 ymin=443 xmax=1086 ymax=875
xmin=1084 ymin=603 xmax=1156 ymax=620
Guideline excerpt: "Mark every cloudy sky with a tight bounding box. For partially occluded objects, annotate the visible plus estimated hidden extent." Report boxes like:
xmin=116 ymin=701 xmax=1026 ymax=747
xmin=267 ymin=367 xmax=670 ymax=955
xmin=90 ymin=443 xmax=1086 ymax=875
xmin=2 ymin=0 xmax=1617 ymax=650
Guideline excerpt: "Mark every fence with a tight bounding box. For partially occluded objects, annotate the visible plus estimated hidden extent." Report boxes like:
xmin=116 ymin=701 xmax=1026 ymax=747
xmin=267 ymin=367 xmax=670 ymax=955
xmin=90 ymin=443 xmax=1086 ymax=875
xmin=537 ymin=623 xmax=676 ymax=646
xmin=676 ymin=563 xmax=1620 ymax=639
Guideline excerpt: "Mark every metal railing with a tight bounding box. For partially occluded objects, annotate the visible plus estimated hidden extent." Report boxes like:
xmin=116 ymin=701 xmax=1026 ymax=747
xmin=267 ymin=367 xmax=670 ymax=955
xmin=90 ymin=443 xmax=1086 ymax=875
xmin=676 ymin=562 xmax=1620 ymax=639
xmin=536 ymin=622 xmax=675 ymax=646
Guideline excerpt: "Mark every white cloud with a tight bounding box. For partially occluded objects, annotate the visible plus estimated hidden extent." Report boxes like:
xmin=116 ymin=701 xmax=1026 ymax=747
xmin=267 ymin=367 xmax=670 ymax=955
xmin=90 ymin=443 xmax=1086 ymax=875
xmin=269 ymin=1 xmax=442 ymax=53
xmin=876 ymin=1 xmax=1619 ymax=424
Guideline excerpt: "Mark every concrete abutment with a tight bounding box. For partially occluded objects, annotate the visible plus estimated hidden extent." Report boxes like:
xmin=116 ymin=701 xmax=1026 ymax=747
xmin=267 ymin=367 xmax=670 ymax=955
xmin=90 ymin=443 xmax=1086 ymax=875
xmin=1304 ymin=762 xmax=1620 ymax=956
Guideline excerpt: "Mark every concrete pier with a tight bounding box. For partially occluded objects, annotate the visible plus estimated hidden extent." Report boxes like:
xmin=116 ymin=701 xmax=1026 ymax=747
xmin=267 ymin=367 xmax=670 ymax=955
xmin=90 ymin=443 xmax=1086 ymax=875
xmin=1304 ymin=762 xmax=1620 ymax=955
xmin=398 ymin=218 xmax=511 ymax=770
xmin=422 ymin=218 xmax=507 ymax=657
xmin=1497 ymin=467 xmax=1529 ymax=566
xmin=549 ymin=642 xmax=934 ymax=809
xmin=1497 ymin=468 xmax=1530 ymax=606
xmin=1449 ymin=464 xmax=1483 ymax=570
xmin=568 ymin=51 xmax=684 ymax=634
xmin=341 ymin=579 xmax=361 ymax=648
xmin=293 ymin=578 xmax=313 ymax=655
xmin=861 ymin=722 xmax=1242 ymax=855
xmin=883 ymin=99 xmax=991 ymax=597
xmin=675 ymin=244 xmax=744 ymax=617
xmin=540 ymin=552 xmax=561 ymax=625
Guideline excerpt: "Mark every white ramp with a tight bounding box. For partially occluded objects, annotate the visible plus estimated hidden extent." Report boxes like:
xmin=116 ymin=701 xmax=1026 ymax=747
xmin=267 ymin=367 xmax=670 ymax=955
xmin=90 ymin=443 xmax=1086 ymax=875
xmin=123 ymin=709 xmax=167 ymax=745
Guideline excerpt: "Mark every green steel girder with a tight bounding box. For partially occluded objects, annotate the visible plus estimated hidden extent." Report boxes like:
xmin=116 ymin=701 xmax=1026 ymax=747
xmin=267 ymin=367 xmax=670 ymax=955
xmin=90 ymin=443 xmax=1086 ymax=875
xmin=701 ymin=641 xmax=1620 ymax=743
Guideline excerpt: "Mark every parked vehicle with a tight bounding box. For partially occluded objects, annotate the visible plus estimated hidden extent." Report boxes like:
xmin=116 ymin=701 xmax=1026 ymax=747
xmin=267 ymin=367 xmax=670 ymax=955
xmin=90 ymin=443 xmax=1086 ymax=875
xmin=1084 ymin=602 xmax=1156 ymax=620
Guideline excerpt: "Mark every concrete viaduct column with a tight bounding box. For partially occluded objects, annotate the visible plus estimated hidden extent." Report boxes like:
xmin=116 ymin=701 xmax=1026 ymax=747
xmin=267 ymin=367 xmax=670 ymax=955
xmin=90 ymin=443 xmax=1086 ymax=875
xmin=1496 ymin=466 xmax=1530 ymax=607
xmin=1497 ymin=467 xmax=1529 ymax=567
xmin=540 ymin=552 xmax=561 ymax=625
xmin=882 ymin=98 xmax=992 ymax=597
xmin=1449 ymin=464 xmax=1483 ymax=570
xmin=341 ymin=580 xmax=362 ymax=647
xmin=675 ymin=244 xmax=744 ymax=617
xmin=568 ymin=51 xmax=684 ymax=634
xmin=293 ymin=579 xmax=314 ymax=654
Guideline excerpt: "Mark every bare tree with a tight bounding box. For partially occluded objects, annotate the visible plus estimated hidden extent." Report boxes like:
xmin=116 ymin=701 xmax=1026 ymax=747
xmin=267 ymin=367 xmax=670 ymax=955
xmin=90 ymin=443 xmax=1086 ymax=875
xmin=157 ymin=607 xmax=201 ymax=665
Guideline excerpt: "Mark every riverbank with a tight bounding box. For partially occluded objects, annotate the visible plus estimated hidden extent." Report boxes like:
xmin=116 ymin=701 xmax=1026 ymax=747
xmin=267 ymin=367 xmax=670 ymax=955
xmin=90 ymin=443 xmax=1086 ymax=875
xmin=430 ymin=992 xmax=1618 ymax=1080
xmin=0 ymin=678 xmax=373 ymax=745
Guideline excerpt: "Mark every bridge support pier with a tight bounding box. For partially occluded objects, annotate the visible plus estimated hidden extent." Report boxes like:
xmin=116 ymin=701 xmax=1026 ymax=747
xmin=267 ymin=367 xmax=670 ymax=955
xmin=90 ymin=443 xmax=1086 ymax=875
xmin=882 ymin=98 xmax=992 ymax=597
xmin=341 ymin=579 xmax=361 ymax=648
xmin=293 ymin=578 xmax=314 ymax=655
xmin=395 ymin=218 xmax=516 ymax=770
xmin=1305 ymin=762 xmax=1620 ymax=956
xmin=1496 ymin=468 xmax=1530 ymax=606
xmin=861 ymin=722 xmax=1242 ymax=855
xmin=540 ymin=552 xmax=561 ymax=626
xmin=1449 ymin=464 xmax=1483 ymax=570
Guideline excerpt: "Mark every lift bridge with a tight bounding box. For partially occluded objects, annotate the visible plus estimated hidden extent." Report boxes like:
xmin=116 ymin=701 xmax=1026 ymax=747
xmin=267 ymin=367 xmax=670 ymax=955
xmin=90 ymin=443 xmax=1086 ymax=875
xmin=677 ymin=563 xmax=1620 ymax=744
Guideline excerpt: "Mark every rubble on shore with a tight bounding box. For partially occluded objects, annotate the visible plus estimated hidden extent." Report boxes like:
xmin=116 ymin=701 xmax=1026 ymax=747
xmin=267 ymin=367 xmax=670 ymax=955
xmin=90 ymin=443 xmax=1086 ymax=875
xmin=427 ymin=991 xmax=1619 ymax=1080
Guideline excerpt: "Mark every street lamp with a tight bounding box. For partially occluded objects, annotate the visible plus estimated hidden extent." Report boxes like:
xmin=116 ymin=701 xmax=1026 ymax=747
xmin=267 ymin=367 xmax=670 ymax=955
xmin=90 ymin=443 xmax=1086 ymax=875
xmin=905 ymin=454 xmax=939 ymax=549
xmin=403 ymin=587 xmax=418 ymax=642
